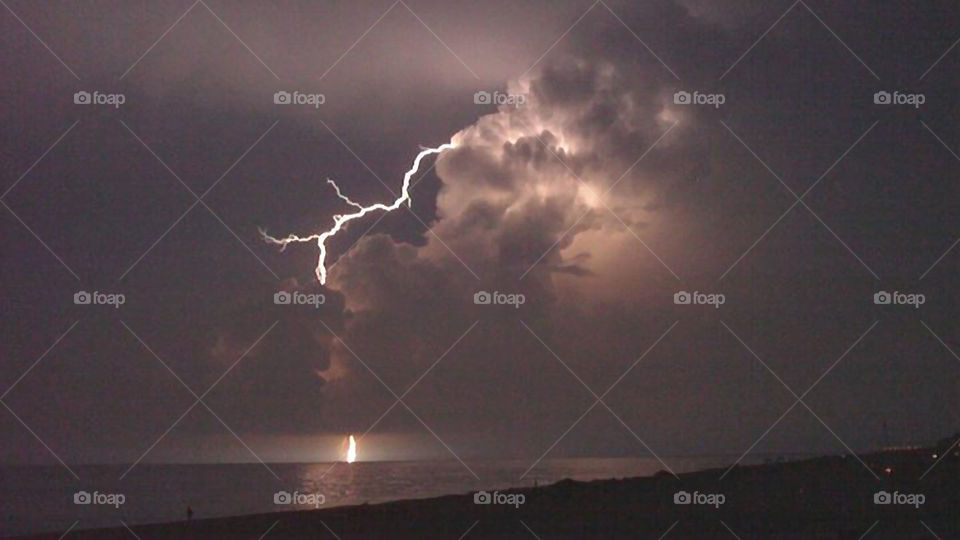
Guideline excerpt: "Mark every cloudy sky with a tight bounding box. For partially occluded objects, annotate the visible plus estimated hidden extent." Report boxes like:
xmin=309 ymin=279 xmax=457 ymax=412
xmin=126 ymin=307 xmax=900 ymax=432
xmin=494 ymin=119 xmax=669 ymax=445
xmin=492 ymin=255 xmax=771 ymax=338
xmin=1 ymin=0 xmax=958 ymax=471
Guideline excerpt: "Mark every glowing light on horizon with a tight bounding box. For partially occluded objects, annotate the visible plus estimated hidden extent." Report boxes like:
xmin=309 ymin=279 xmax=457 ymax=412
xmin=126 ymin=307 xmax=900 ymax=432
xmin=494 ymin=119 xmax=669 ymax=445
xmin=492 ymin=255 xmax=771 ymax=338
xmin=346 ymin=435 xmax=357 ymax=463
xmin=260 ymin=143 xmax=456 ymax=284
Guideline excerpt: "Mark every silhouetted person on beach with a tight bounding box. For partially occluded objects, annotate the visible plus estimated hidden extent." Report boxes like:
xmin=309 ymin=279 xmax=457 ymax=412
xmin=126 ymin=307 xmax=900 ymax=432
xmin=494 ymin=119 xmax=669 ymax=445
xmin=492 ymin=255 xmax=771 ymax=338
xmin=186 ymin=506 xmax=193 ymax=521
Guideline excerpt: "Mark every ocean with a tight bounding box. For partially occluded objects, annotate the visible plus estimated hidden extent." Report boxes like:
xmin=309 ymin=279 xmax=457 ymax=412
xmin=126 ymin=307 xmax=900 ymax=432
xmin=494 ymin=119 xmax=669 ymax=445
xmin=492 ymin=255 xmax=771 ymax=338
xmin=2 ymin=456 xmax=745 ymax=536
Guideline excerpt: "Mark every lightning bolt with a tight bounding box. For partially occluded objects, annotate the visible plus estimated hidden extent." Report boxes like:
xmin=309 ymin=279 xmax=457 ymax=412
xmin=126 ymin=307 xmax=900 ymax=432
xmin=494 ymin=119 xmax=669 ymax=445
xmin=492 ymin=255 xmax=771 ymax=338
xmin=260 ymin=142 xmax=456 ymax=284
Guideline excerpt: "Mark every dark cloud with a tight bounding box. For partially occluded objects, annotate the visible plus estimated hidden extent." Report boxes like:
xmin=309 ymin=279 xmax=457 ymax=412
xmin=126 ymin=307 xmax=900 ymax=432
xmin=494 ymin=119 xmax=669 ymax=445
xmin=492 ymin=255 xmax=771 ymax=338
xmin=2 ymin=0 xmax=958 ymax=466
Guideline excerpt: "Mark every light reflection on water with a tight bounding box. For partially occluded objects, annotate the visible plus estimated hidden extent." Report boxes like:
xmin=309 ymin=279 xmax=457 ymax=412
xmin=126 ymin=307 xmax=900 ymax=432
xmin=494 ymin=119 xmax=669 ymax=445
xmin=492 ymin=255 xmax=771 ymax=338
xmin=287 ymin=456 xmax=735 ymax=510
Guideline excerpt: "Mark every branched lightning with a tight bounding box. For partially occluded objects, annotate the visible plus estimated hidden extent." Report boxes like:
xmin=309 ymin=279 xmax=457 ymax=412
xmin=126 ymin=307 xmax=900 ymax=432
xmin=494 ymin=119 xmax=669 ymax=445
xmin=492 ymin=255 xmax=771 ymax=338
xmin=260 ymin=142 xmax=456 ymax=284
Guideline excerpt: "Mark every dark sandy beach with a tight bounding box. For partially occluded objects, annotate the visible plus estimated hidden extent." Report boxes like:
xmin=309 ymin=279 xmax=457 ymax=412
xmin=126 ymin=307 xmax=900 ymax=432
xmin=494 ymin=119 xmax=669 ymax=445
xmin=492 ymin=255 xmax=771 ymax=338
xmin=16 ymin=440 xmax=958 ymax=539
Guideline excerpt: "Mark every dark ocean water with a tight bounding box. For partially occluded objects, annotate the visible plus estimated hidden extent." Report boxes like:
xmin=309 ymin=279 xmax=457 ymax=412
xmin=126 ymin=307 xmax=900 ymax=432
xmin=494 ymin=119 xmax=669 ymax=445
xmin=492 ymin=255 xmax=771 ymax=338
xmin=2 ymin=456 xmax=748 ymax=536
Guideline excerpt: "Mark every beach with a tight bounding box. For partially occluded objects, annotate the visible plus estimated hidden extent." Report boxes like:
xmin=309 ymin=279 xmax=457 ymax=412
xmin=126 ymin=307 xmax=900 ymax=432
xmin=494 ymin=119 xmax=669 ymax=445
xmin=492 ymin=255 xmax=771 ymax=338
xmin=15 ymin=443 xmax=958 ymax=539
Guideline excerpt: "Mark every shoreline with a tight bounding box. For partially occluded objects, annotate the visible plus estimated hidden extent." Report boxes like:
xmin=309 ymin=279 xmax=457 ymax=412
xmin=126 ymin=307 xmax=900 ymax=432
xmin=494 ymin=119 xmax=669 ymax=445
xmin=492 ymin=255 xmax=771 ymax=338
xmin=13 ymin=442 xmax=959 ymax=539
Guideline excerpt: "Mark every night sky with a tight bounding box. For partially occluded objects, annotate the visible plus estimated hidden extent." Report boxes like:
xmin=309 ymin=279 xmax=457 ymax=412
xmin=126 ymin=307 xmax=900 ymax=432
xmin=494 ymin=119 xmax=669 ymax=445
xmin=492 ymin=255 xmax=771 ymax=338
xmin=1 ymin=0 xmax=958 ymax=471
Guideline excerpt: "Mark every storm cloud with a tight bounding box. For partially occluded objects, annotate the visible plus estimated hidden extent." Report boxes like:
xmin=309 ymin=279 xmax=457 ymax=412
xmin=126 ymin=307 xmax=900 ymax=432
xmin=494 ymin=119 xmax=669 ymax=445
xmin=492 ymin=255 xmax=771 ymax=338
xmin=2 ymin=0 xmax=957 ymax=467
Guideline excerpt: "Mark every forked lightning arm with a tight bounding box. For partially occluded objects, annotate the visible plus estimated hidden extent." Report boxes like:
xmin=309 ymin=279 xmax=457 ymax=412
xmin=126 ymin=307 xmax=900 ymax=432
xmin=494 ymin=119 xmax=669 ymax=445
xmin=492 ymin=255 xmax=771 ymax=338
xmin=260 ymin=143 xmax=456 ymax=284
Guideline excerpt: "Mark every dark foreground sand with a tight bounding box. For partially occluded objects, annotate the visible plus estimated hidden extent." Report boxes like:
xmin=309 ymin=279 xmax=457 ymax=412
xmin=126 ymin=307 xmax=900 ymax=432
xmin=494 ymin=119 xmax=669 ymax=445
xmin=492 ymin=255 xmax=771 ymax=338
xmin=16 ymin=442 xmax=959 ymax=539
